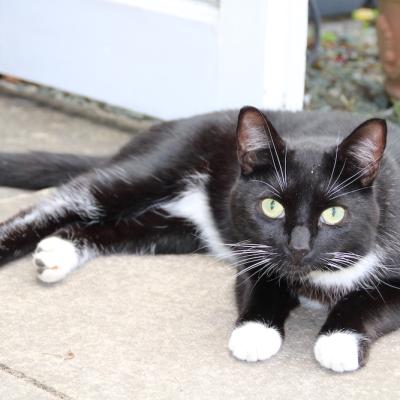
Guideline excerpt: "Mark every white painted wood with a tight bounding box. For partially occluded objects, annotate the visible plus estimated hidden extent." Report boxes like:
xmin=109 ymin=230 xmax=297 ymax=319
xmin=217 ymin=0 xmax=269 ymax=109
xmin=0 ymin=0 xmax=219 ymax=119
xmin=263 ymin=0 xmax=309 ymax=110
xmin=0 ymin=0 xmax=308 ymax=119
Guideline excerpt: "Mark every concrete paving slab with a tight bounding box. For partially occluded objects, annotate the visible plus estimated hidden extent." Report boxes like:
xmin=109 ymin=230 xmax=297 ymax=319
xmin=0 ymin=187 xmax=27 ymax=199
xmin=1 ymin=94 xmax=400 ymax=399
xmin=0 ymin=93 xmax=137 ymax=155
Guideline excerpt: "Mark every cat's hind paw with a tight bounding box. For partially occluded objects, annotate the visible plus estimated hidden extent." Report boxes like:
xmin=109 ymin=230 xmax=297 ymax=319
xmin=33 ymin=237 xmax=79 ymax=283
xmin=229 ymin=321 xmax=282 ymax=362
xmin=314 ymin=331 xmax=364 ymax=373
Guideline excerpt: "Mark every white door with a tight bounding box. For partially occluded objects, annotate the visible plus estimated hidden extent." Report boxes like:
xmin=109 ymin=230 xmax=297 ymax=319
xmin=0 ymin=0 xmax=308 ymax=119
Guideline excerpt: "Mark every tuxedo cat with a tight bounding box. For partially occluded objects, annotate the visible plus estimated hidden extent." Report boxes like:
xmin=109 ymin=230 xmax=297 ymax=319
xmin=1 ymin=106 xmax=399 ymax=373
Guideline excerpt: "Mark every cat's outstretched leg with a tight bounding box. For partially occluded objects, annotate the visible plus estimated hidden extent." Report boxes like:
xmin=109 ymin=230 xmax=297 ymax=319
xmin=0 ymin=181 xmax=102 ymax=265
xmin=314 ymin=282 xmax=400 ymax=373
xmin=0 ymin=145 xmax=202 ymax=269
xmin=229 ymin=275 xmax=299 ymax=362
xmin=33 ymin=211 xmax=199 ymax=283
xmin=0 ymin=150 xmax=189 ymax=266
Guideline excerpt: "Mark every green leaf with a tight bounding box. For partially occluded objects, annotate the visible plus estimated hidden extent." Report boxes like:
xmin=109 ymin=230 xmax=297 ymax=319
xmin=321 ymin=31 xmax=337 ymax=43
xmin=394 ymin=101 xmax=400 ymax=122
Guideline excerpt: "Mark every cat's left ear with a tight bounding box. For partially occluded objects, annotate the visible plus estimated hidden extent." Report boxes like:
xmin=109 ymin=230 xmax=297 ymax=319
xmin=338 ymin=118 xmax=387 ymax=186
xmin=237 ymin=106 xmax=285 ymax=175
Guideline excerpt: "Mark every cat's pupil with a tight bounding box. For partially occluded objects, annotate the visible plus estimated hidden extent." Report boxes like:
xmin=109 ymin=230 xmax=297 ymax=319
xmin=270 ymin=200 xmax=275 ymax=210
xmin=332 ymin=207 xmax=336 ymax=217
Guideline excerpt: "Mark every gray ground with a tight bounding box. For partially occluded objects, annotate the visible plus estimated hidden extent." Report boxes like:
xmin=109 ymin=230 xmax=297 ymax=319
xmin=1 ymin=93 xmax=400 ymax=399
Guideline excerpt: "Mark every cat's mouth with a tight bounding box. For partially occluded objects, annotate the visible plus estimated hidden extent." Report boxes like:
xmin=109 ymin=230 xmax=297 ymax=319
xmin=278 ymin=260 xmax=316 ymax=280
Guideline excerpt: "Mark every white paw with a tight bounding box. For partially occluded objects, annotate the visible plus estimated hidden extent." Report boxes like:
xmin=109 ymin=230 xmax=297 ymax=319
xmin=33 ymin=237 xmax=79 ymax=283
xmin=229 ymin=321 xmax=282 ymax=362
xmin=314 ymin=331 xmax=362 ymax=373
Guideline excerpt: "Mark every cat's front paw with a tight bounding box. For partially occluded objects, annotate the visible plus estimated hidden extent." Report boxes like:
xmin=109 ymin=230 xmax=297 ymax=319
xmin=314 ymin=331 xmax=365 ymax=373
xmin=229 ymin=321 xmax=282 ymax=362
xmin=33 ymin=237 xmax=79 ymax=283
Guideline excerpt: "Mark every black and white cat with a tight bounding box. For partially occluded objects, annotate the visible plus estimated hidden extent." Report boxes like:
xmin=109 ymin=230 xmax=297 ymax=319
xmin=1 ymin=106 xmax=400 ymax=373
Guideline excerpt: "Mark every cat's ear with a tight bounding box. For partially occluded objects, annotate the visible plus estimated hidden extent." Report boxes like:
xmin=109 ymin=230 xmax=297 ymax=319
xmin=338 ymin=118 xmax=387 ymax=186
xmin=236 ymin=106 xmax=285 ymax=175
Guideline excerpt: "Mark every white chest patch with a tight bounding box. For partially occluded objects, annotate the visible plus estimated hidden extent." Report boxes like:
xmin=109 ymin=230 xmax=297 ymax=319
xmin=161 ymin=174 xmax=233 ymax=260
xmin=308 ymin=251 xmax=381 ymax=291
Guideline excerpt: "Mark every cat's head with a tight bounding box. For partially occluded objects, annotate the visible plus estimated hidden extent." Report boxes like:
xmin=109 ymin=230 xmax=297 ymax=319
xmin=230 ymin=106 xmax=387 ymax=287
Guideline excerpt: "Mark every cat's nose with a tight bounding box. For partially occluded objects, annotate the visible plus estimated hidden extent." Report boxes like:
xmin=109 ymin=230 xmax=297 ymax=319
xmin=289 ymin=225 xmax=311 ymax=264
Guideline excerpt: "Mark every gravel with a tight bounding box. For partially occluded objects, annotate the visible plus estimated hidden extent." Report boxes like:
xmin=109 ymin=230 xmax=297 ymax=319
xmin=306 ymin=19 xmax=400 ymax=124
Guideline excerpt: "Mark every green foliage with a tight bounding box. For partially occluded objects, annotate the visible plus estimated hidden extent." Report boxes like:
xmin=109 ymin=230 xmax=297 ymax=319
xmin=393 ymin=101 xmax=400 ymax=123
xmin=321 ymin=31 xmax=337 ymax=44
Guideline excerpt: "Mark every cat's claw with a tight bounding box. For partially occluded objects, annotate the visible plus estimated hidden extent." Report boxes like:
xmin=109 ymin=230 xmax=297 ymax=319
xmin=33 ymin=237 xmax=79 ymax=283
xmin=314 ymin=331 xmax=362 ymax=373
xmin=229 ymin=321 xmax=282 ymax=362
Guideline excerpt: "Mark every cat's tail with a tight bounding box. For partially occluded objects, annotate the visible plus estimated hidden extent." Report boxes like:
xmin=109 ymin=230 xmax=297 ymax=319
xmin=0 ymin=152 xmax=106 ymax=190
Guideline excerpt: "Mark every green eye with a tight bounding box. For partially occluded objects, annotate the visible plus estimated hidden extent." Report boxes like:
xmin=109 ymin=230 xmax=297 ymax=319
xmin=320 ymin=206 xmax=346 ymax=225
xmin=261 ymin=198 xmax=285 ymax=219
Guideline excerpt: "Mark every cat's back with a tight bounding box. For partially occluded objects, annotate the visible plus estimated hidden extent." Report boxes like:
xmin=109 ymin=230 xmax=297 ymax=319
xmin=116 ymin=109 xmax=400 ymax=164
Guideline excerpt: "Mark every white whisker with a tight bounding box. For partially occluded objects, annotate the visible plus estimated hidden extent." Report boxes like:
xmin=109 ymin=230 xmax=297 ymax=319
xmin=326 ymin=144 xmax=339 ymax=191
xmin=327 ymin=159 xmax=347 ymax=195
xmin=264 ymin=121 xmax=285 ymax=190
xmin=249 ymin=180 xmax=281 ymax=197
xmin=329 ymin=185 xmax=375 ymax=200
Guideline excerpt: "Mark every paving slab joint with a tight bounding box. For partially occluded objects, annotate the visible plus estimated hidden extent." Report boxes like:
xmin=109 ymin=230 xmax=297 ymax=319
xmin=0 ymin=362 xmax=74 ymax=400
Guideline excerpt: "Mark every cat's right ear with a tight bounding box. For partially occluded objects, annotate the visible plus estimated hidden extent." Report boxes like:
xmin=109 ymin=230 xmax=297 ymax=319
xmin=236 ymin=106 xmax=285 ymax=175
